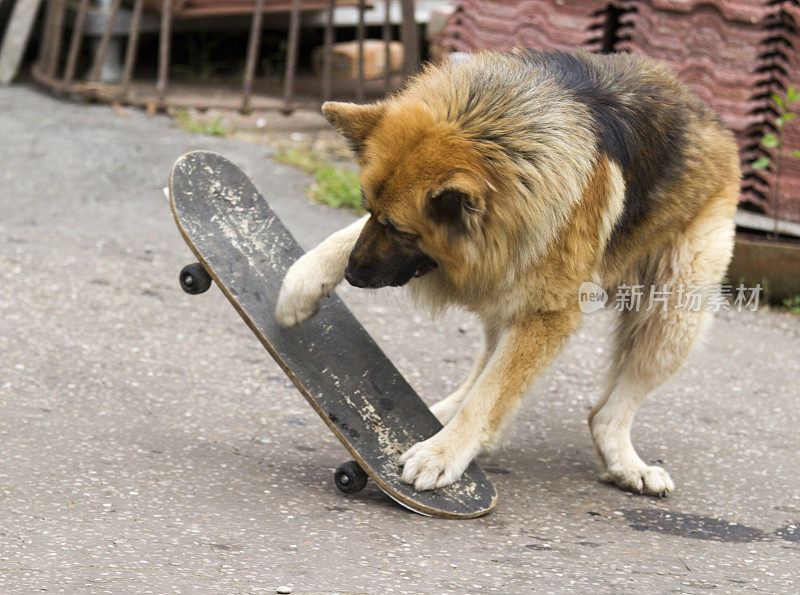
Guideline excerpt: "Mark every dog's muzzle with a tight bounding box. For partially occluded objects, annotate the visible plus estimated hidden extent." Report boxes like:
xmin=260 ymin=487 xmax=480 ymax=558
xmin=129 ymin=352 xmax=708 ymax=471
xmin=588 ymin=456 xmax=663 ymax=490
xmin=345 ymin=256 xmax=438 ymax=288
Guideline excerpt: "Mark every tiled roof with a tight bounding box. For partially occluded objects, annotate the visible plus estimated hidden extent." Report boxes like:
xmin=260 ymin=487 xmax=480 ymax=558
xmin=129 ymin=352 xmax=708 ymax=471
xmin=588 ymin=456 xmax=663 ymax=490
xmin=442 ymin=0 xmax=800 ymax=223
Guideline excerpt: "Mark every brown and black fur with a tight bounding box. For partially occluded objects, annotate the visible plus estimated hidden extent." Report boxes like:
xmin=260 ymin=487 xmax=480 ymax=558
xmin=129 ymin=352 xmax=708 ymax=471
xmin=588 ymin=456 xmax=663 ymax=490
xmin=275 ymin=50 xmax=740 ymax=495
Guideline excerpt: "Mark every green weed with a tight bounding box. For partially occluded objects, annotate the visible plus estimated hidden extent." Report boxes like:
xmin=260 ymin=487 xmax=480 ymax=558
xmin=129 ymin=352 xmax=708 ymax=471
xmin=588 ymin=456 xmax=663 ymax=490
xmin=750 ymin=86 xmax=800 ymax=237
xmin=274 ymin=146 xmax=322 ymax=173
xmin=175 ymin=111 xmax=228 ymax=136
xmin=782 ymin=295 xmax=800 ymax=314
xmin=274 ymin=148 xmax=363 ymax=212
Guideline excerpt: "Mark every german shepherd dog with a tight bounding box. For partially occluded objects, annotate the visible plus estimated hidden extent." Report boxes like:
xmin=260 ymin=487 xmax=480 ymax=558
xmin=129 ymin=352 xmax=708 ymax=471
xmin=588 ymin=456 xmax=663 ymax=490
xmin=275 ymin=50 xmax=740 ymax=495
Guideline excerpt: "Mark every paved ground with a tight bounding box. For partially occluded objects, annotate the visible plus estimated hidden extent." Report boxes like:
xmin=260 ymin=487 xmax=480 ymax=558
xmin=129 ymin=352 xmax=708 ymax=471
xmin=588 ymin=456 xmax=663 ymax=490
xmin=1 ymin=86 xmax=799 ymax=593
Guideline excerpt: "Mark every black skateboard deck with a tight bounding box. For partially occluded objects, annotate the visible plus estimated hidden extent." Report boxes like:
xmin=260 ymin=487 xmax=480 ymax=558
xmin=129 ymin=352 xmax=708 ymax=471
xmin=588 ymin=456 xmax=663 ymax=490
xmin=169 ymin=151 xmax=497 ymax=518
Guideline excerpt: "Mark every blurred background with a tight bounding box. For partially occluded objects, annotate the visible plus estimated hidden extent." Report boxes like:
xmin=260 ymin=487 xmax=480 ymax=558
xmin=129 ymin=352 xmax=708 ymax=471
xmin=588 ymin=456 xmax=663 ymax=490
xmin=3 ymin=0 xmax=796 ymax=302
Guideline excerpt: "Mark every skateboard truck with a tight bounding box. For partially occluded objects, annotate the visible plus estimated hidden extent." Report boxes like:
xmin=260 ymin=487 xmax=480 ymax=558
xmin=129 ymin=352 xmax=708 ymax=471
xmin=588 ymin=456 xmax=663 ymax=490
xmin=179 ymin=260 xmax=372 ymax=497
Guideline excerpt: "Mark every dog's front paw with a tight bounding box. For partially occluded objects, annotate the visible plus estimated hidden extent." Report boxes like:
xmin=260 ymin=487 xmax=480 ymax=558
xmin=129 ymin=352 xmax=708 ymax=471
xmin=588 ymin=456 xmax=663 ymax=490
xmin=601 ymin=463 xmax=674 ymax=497
xmin=398 ymin=431 xmax=477 ymax=491
xmin=275 ymin=254 xmax=336 ymax=327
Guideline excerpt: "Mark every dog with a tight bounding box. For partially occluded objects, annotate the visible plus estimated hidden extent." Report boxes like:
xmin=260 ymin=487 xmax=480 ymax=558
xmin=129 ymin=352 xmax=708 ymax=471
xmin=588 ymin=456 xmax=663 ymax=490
xmin=274 ymin=50 xmax=740 ymax=496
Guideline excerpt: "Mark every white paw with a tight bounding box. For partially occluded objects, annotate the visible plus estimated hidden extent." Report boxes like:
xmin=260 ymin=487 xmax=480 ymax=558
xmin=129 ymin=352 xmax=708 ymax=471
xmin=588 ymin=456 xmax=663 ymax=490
xmin=275 ymin=253 xmax=337 ymax=327
xmin=429 ymin=398 xmax=460 ymax=426
xmin=601 ymin=463 xmax=674 ymax=497
xmin=398 ymin=431 xmax=477 ymax=491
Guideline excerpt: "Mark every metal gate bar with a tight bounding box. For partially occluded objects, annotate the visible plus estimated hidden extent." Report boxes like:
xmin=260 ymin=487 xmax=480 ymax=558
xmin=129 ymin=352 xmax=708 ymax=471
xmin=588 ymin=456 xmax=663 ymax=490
xmin=241 ymin=0 xmax=266 ymax=112
xmin=32 ymin=0 xmax=419 ymax=112
xmin=62 ymin=0 xmax=90 ymax=85
xmin=322 ymin=0 xmax=335 ymax=101
xmin=382 ymin=0 xmax=390 ymax=92
xmin=282 ymin=0 xmax=302 ymax=112
xmin=356 ymin=0 xmax=365 ymax=102
xmin=156 ymin=0 xmax=173 ymax=105
xmin=46 ymin=0 xmax=66 ymax=77
xmin=89 ymin=0 xmax=123 ymax=83
xmin=120 ymin=0 xmax=144 ymax=101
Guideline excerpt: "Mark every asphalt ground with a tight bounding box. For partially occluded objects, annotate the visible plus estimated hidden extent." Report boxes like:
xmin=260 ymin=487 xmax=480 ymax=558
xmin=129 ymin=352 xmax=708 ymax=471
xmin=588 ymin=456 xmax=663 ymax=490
xmin=1 ymin=86 xmax=799 ymax=593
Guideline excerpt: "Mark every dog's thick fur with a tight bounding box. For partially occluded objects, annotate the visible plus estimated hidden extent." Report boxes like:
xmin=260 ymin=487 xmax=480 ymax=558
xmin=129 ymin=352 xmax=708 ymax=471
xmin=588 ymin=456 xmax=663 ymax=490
xmin=275 ymin=50 xmax=740 ymax=495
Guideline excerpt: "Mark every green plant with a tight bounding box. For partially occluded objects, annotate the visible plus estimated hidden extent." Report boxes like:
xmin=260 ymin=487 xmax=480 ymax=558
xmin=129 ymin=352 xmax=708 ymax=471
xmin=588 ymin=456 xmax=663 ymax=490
xmin=310 ymin=165 xmax=362 ymax=210
xmin=274 ymin=147 xmax=322 ymax=173
xmin=175 ymin=111 xmax=228 ymax=136
xmin=274 ymin=148 xmax=363 ymax=212
xmin=782 ymin=294 xmax=800 ymax=314
xmin=751 ymin=86 xmax=800 ymax=237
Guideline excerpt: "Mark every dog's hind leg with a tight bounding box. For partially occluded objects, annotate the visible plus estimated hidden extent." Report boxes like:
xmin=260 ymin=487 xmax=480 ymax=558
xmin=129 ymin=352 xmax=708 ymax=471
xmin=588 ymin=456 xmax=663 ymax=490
xmin=275 ymin=215 xmax=368 ymax=327
xmin=589 ymin=192 xmax=737 ymax=496
xmin=430 ymin=325 xmax=499 ymax=425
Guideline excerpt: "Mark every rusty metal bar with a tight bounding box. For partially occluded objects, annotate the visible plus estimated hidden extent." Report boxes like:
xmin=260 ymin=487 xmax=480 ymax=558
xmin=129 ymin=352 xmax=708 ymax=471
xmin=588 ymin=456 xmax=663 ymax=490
xmin=88 ymin=0 xmax=122 ymax=83
xmin=383 ymin=0 xmax=391 ymax=93
xmin=63 ymin=0 xmax=90 ymax=85
xmin=282 ymin=0 xmax=301 ymax=113
xmin=41 ymin=0 xmax=58 ymax=74
xmin=400 ymin=0 xmax=417 ymax=78
xmin=322 ymin=0 xmax=334 ymax=102
xmin=120 ymin=0 xmax=144 ymax=101
xmin=36 ymin=0 xmax=56 ymax=73
xmin=156 ymin=0 xmax=173 ymax=107
xmin=32 ymin=59 xmax=82 ymax=92
xmin=356 ymin=0 xmax=365 ymax=102
xmin=33 ymin=55 xmax=319 ymax=113
xmin=241 ymin=0 xmax=265 ymax=112
xmin=46 ymin=0 xmax=67 ymax=78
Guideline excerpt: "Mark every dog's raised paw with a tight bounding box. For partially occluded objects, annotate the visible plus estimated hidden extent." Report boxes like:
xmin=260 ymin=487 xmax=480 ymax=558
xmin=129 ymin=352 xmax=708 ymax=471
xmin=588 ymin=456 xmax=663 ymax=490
xmin=275 ymin=256 xmax=334 ymax=327
xmin=398 ymin=434 xmax=474 ymax=491
xmin=601 ymin=463 xmax=674 ymax=497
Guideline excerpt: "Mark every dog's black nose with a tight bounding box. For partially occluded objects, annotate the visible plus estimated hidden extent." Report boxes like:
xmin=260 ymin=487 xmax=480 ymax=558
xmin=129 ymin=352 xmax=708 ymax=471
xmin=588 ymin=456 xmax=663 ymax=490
xmin=344 ymin=267 xmax=368 ymax=288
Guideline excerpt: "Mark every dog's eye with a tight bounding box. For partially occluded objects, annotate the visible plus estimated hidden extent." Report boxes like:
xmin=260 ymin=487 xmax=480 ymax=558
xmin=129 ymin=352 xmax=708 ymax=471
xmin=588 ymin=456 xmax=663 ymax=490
xmin=379 ymin=218 xmax=401 ymax=234
xmin=381 ymin=219 xmax=419 ymax=240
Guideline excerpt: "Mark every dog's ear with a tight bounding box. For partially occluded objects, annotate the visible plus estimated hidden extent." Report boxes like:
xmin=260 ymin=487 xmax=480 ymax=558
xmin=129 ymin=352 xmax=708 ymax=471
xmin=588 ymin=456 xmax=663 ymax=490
xmin=426 ymin=183 xmax=487 ymax=236
xmin=322 ymin=101 xmax=385 ymax=155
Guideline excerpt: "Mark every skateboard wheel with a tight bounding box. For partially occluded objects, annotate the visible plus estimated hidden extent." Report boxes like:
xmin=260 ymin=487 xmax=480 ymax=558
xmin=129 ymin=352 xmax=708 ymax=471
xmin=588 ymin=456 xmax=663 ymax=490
xmin=180 ymin=263 xmax=212 ymax=294
xmin=334 ymin=460 xmax=367 ymax=494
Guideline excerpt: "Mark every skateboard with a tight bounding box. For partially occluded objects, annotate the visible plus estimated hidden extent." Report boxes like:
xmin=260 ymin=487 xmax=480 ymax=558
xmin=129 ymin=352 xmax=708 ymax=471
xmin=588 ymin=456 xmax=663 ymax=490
xmin=169 ymin=151 xmax=497 ymax=518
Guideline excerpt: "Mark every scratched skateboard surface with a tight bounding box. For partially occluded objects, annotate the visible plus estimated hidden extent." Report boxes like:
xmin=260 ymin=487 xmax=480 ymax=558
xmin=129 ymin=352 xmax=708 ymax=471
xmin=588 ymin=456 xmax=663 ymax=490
xmin=169 ymin=151 xmax=497 ymax=518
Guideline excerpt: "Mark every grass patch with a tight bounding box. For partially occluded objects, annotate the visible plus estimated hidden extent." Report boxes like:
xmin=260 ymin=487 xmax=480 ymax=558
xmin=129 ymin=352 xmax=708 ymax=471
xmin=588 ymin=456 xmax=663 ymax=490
xmin=175 ymin=111 xmax=228 ymax=136
xmin=274 ymin=147 xmax=363 ymax=212
xmin=274 ymin=146 xmax=322 ymax=172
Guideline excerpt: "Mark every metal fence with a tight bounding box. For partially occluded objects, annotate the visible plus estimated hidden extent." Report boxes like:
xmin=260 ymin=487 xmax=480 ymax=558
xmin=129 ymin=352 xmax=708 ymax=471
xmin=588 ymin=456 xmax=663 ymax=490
xmin=32 ymin=0 xmax=418 ymax=112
